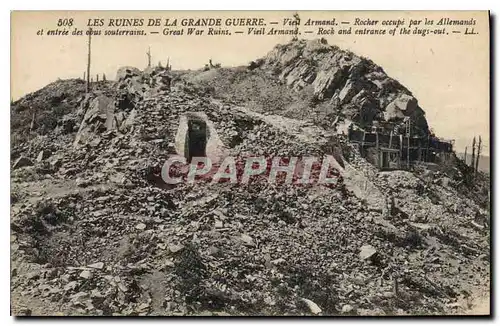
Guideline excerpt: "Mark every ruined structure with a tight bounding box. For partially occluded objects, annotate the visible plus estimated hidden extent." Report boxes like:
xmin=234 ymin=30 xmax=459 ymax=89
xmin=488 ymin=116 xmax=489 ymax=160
xmin=174 ymin=112 xmax=227 ymax=164
xmin=347 ymin=122 xmax=454 ymax=170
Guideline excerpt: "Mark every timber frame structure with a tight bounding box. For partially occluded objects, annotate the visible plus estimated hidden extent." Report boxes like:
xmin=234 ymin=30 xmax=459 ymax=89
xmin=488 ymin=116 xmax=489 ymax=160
xmin=347 ymin=124 xmax=454 ymax=170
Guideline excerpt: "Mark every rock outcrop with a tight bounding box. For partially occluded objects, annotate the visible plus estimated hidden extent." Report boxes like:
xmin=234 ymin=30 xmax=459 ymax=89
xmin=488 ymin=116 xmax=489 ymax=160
xmin=261 ymin=39 xmax=429 ymax=136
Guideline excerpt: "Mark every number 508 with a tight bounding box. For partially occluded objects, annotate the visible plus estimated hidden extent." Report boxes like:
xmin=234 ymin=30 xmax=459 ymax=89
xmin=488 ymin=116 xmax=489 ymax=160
xmin=57 ymin=18 xmax=74 ymax=27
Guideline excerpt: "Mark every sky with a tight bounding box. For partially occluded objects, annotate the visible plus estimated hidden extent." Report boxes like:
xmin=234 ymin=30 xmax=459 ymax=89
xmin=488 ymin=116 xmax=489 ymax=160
xmin=11 ymin=10 xmax=490 ymax=154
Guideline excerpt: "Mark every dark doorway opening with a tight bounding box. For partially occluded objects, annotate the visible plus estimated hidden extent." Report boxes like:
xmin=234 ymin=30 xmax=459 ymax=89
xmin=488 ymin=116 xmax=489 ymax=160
xmin=187 ymin=119 xmax=207 ymax=163
xmin=381 ymin=151 xmax=389 ymax=168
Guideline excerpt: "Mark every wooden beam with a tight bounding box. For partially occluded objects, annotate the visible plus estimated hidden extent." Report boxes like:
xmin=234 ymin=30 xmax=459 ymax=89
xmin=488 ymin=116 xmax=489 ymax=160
xmin=399 ymin=134 xmax=403 ymax=162
xmin=86 ymin=28 xmax=92 ymax=93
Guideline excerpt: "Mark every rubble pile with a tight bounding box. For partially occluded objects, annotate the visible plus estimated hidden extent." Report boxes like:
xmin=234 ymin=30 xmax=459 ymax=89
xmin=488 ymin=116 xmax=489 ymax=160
xmin=10 ymin=39 xmax=489 ymax=316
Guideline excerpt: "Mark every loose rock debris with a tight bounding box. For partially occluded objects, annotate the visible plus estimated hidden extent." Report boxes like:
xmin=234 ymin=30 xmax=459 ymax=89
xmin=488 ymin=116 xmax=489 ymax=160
xmin=10 ymin=39 xmax=490 ymax=316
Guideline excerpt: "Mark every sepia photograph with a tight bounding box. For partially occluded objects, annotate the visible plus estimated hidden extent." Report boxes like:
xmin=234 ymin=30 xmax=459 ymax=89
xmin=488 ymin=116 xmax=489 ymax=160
xmin=9 ymin=10 xmax=491 ymax=317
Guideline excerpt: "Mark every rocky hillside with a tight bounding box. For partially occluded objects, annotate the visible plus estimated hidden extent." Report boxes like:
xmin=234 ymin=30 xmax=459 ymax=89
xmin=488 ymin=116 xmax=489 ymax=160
xmin=10 ymin=39 xmax=490 ymax=316
xmin=187 ymin=39 xmax=429 ymax=136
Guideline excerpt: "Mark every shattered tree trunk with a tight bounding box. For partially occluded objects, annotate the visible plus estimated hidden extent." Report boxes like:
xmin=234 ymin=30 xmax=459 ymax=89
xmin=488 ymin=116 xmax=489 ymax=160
xmin=29 ymin=111 xmax=35 ymax=134
xmin=471 ymin=136 xmax=476 ymax=169
xmin=293 ymin=13 xmax=300 ymax=41
xmin=475 ymin=135 xmax=482 ymax=175
xmin=147 ymin=47 xmax=151 ymax=68
xmin=464 ymin=146 xmax=468 ymax=165
xmin=27 ymin=111 xmax=36 ymax=150
xmin=86 ymin=28 xmax=92 ymax=93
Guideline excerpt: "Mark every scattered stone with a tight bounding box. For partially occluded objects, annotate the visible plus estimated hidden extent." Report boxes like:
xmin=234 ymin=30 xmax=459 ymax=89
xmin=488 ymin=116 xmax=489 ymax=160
xmin=26 ymin=270 xmax=40 ymax=280
xmin=70 ymin=291 xmax=89 ymax=304
xmin=36 ymin=150 xmax=51 ymax=162
xmin=198 ymin=310 xmax=213 ymax=316
xmin=16 ymin=307 xmax=32 ymax=316
xmin=49 ymin=158 xmax=62 ymax=170
xmin=342 ymin=304 xmax=355 ymax=313
xmin=64 ymin=281 xmax=79 ymax=291
xmin=240 ymin=234 xmax=255 ymax=247
xmin=163 ymin=259 xmax=175 ymax=268
xmin=88 ymin=262 xmax=104 ymax=269
xmin=271 ymin=258 xmax=286 ymax=265
xmin=300 ymin=298 xmax=322 ymax=315
xmin=213 ymin=311 xmax=231 ymax=316
xmin=135 ymin=223 xmax=147 ymax=230
xmin=79 ymin=270 xmax=93 ymax=279
xmin=208 ymin=246 xmax=220 ymax=256
xmin=359 ymin=245 xmax=377 ymax=261
xmin=13 ymin=156 xmax=32 ymax=169
xmin=137 ymin=303 xmax=150 ymax=312
xmin=168 ymin=244 xmax=184 ymax=253
xmin=382 ymin=291 xmax=394 ymax=298
xmin=76 ymin=178 xmax=90 ymax=188
xmin=116 ymin=66 xmax=141 ymax=81
xmin=117 ymin=282 xmax=128 ymax=293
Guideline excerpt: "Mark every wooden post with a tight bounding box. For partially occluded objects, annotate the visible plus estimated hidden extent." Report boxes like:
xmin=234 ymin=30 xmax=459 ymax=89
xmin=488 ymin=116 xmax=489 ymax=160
xmin=360 ymin=131 xmax=366 ymax=157
xmin=146 ymin=46 xmax=151 ymax=68
xmin=29 ymin=111 xmax=35 ymax=133
xmin=475 ymin=136 xmax=482 ymax=175
xmin=292 ymin=12 xmax=300 ymax=41
xmin=471 ymin=136 xmax=476 ymax=168
xmin=86 ymin=28 xmax=92 ymax=93
xmin=426 ymin=134 xmax=430 ymax=162
xmin=407 ymin=120 xmax=411 ymax=169
xmin=399 ymin=134 xmax=403 ymax=166
xmin=362 ymin=131 xmax=366 ymax=154
xmin=28 ymin=110 xmax=35 ymax=145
